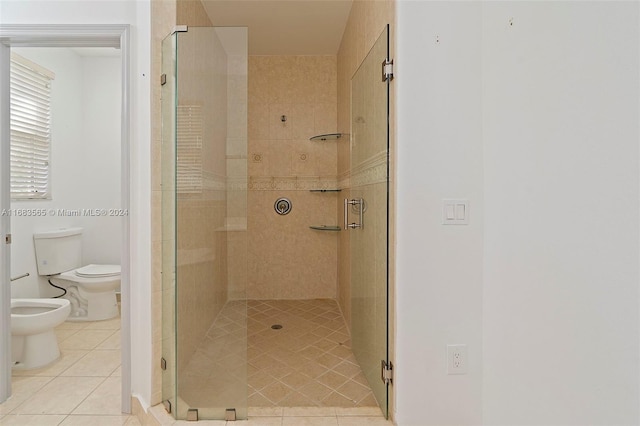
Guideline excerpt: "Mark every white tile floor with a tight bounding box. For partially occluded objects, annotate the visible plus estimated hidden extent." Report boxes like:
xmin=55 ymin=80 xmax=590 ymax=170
xmin=0 ymin=315 xmax=140 ymax=426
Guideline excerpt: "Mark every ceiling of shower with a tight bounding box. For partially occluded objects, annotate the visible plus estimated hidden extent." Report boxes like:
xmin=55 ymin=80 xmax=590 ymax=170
xmin=201 ymin=0 xmax=353 ymax=55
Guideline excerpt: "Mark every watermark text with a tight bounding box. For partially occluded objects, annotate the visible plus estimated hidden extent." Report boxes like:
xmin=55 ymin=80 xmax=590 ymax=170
xmin=1 ymin=208 xmax=128 ymax=217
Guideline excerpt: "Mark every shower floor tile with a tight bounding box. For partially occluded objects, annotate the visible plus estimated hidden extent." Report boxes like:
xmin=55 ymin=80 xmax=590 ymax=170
xmin=247 ymin=299 xmax=377 ymax=408
xmin=178 ymin=299 xmax=378 ymax=411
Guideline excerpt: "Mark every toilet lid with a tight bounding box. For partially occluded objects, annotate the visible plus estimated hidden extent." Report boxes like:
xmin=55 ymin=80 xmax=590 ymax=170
xmin=75 ymin=264 xmax=120 ymax=278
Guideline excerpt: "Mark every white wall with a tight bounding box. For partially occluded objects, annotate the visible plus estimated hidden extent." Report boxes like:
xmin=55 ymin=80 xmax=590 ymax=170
xmin=10 ymin=48 xmax=122 ymax=299
xmin=396 ymin=1 xmax=639 ymax=425
xmin=482 ymin=2 xmax=639 ymax=424
xmin=395 ymin=2 xmax=484 ymax=424
xmin=79 ymin=55 xmax=123 ymax=266
xmin=1 ymin=0 xmax=152 ymax=409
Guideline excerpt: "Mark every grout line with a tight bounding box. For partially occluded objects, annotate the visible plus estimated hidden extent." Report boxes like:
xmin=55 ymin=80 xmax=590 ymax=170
xmin=4 ymin=316 xmax=124 ymax=419
xmin=66 ymin=375 xmax=110 ymax=416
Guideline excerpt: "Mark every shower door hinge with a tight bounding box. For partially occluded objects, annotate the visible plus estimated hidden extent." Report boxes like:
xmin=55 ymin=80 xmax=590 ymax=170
xmin=381 ymin=360 xmax=393 ymax=385
xmin=162 ymin=399 xmax=172 ymax=414
xmin=160 ymin=74 xmax=167 ymax=86
xmin=172 ymin=25 xmax=188 ymax=34
xmin=160 ymin=357 xmax=167 ymax=370
xmin=187 ymin=408 xmax=198 ymax=421
xmin=382 ymin=59 xmax=394 ymax=82
xmin=4 ymin=234 xmax=11 ymax=245
xmin=225 ymin=408 xmax=237 ymax=421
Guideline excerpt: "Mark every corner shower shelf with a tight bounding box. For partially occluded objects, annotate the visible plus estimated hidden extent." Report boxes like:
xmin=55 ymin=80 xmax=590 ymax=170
xmin=309 ymin=133 xmax=344 ymax=141
xmin=309 ymin=225 xmax=341 ymax=232
xmin=309 ymin=189 xmax=341 ymax=193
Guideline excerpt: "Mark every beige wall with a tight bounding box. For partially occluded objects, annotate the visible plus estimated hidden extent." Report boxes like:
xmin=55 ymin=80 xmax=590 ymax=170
xmin=247 ymin=56 xmax=339 ymax=300
xmin=177 ymin=0 xmax=212 ymax=26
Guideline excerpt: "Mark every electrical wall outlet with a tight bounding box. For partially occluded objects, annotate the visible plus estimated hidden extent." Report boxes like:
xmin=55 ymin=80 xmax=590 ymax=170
xmin=447 ymin=344 xmax=467 ymax=374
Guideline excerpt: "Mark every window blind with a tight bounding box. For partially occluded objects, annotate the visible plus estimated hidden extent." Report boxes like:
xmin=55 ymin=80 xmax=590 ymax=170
xmin=10 ymin=53 xmax=54 ymax=200
xmin=177 ymin=105 xmax=203 ymax=194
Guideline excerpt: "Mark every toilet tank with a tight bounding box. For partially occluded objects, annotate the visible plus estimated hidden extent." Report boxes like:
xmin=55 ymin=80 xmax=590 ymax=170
xmin=33 ymin=227 xmax=83 ymax=276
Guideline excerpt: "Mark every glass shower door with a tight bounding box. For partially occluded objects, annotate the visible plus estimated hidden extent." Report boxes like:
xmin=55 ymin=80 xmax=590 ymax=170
xmin=162 ymin=26 xmax=248 ymax=421
xmin=160 ymin=30 xmax=177 ymax=418
xmin=348 ymin=25 xmax=390 ymax=417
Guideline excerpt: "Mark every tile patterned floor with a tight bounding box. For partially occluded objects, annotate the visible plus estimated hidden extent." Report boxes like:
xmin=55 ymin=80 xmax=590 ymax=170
xmin=0 ymin=302 xmax=392 ymax=425
xmin=0 ymin=315 xmax=140 ymax=426
xmin=179 ymin=299 xmax=379 ymax=412
xmin=247 ymin=299 xmax=378 ymax=408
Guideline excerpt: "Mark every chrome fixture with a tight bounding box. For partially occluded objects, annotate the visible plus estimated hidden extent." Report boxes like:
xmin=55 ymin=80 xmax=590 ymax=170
xmin=309 ymin=225 xmax=341 ymax=232
xmin=10 ymin=272 xmax=29 ymax=282
xmin=186 ymin=408 xmax=198 ymax=421
xmin=274 ymin=197 xmax=292 ymax=215
xmin=309 ymin=133 xmax=344 ymax=141
xmin=225 ymin=408 xmax=237 ymax=421
xmin=344 ymin=198 xmax=364 ymax=230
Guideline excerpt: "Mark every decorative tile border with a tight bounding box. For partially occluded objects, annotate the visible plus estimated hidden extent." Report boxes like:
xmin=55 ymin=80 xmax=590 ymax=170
xmin=248 ymin=176 xmax=339 ymax=191
xmin=339 ymin=150 xmax=388 ymax=190
xmin=196 ymin=150 xmax=387 ymax=193
xmin=350 ymin=150 xmax=387 ymax=188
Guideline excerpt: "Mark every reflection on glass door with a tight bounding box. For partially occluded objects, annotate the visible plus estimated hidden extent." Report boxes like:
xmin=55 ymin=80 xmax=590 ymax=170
xmin=348 ymin=25 xmax=390 ymax=418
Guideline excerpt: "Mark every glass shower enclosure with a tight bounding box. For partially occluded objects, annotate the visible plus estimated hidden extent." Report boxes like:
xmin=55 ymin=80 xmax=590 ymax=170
xmin=348 ymin=25 xmax=391 ymax=417
xmin=161 ymin=26 xmax=248 ymax=421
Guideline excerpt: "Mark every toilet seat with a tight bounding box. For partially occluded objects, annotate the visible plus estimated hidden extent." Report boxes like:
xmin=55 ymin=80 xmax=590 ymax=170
xmin=56 ymin=264 xmax=121 ymax=285
xmin=75 ymin=264 xmax=120 ymax=278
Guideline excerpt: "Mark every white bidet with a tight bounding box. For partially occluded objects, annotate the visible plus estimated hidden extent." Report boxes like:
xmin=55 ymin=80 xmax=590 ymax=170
xmin=11 ymin=298 xmax=71 ymax=369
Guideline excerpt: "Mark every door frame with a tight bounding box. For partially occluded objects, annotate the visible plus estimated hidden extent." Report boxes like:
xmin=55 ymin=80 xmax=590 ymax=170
xmin=0 ymin=24 xmax=132 ymax=413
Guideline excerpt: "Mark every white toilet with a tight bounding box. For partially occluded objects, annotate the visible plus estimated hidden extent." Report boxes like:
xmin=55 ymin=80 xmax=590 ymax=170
xmin=34 ymin=227 xmax=120 ymax=321
xmin=11 ymin=298 xmax=71 ymax=369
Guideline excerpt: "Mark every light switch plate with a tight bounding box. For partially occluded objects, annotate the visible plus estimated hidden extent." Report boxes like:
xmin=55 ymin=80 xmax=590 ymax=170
xmin=442 ymin=199 xmax=469 ymax=225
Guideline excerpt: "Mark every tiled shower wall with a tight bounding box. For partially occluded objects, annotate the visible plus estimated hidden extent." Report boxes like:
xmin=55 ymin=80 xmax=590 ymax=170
xmin=247 ymin=56 xmax=339 ymax=300
xmin=336 ymin=0 xmax=395 ymax=335
xmin=151 ymin=0 xmax=178 ymax=407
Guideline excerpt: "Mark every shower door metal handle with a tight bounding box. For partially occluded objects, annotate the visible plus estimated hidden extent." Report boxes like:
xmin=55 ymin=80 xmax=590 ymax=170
xmin=344 ymin=198 xmax=364 ymax=230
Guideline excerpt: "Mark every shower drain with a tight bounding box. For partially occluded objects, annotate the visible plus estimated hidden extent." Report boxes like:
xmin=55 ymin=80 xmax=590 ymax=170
xmin=271 ymin=324 xmax=283 ymax=330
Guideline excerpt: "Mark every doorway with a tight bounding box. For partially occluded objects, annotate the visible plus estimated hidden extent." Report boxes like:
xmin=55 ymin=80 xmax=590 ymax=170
xmin=0 ymin=24 xmax=132 ymax=414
